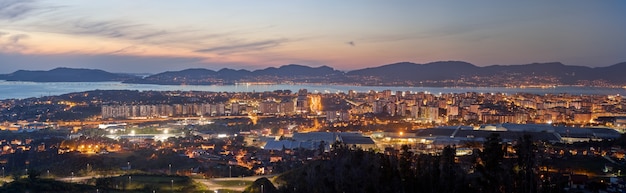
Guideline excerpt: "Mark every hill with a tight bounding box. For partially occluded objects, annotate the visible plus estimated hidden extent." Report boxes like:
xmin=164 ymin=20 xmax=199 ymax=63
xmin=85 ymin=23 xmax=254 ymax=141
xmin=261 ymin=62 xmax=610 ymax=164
xmin=346 ymin=61 xmax=626 ymax=86
xmin=4 ymin=61 xmax=626 ymax=87
xmin=124 ymin=64 xmax=345 ymax=85
xmin=0 ymin=68 xmax=135 ymax=82
xmin=346 ymin=61 xmax=479 ymax=82
xmin=125 ymin=68 xmax=218 ymax=85
xmin=253 ymin=64 xmax=343 ymax=77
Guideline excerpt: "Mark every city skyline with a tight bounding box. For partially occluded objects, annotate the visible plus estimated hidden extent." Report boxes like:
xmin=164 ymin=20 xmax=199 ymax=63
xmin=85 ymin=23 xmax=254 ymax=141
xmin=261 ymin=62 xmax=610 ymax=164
xmin=1 ymin=1 xmax=625 ymax=73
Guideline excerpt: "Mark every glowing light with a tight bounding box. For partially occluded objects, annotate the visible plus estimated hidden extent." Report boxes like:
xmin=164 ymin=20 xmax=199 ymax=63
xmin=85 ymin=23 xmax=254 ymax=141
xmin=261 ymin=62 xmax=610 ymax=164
xmin=309 ymin=94 xmax=322 ymax=114
xmin=248 ymin=115 xmax=258 ymax=125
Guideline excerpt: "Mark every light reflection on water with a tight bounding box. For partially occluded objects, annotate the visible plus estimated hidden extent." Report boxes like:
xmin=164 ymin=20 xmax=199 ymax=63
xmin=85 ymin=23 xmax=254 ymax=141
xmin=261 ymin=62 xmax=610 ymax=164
xmin=1 ymin=80 xmax=625 ymax=100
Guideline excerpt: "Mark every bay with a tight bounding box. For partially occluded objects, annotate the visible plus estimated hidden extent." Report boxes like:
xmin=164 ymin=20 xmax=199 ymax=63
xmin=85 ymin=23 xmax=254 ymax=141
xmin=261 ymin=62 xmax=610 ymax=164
xmin=1 ymin=80 xmax=625 ymax=100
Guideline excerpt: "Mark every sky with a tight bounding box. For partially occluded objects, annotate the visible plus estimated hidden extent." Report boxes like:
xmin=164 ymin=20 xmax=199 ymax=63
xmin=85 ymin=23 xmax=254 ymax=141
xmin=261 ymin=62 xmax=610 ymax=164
xmin=1 ymin=0 xmax=625 ymax=73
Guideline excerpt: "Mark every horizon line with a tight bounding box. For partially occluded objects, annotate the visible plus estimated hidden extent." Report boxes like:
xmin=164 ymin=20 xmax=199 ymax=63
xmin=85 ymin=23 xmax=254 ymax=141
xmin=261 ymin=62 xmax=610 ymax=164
xmin=2 ymin=60 xmax=626 ymax=74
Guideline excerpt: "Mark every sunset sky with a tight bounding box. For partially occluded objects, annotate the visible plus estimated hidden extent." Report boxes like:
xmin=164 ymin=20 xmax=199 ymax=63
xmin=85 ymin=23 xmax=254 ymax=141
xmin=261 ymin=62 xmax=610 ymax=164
xmin=1 ymin=0 xmax=625 ymax=73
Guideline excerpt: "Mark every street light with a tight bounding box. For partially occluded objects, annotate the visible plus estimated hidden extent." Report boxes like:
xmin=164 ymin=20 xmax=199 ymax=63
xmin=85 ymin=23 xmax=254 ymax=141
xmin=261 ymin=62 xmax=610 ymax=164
xmin=171 ymin=179 xmax=174 ymax=193
xmin=127 ymin=162 xmax=131 ymax=170
xmin=261 ymin=184 xmax=264 ymax=193
xmin=128 ymin=176 xmax=132 ymax=188
xmin=168 ymin=163 xmax=172 ymax=175
xmin=229 ymin=166 xmax=232 ymax=178
xmin=71 ymin=171 xmax=74 ymax=183
xmin=2 ymin=167 xmax=4 ymax=178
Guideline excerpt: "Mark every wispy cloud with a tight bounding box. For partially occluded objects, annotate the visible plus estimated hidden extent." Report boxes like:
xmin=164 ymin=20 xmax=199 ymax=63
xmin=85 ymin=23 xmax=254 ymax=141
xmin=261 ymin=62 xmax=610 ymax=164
xmin=0 ymin=33 xmax=30 ymax=52
xmin=55 ymin=19 xmax=221 ymax=48
xmin=0 ymin=0 xmax=60 ymax=21
xmin=130 ymin=30 xmax=169 ymax=41
xmin=0 ymin=0 xmax=38 ymax=20
xmin=0 ymin=0 xmax=306 ymax=66
xmin=0 ymin=1 xmax=291 ymax=57
xmin=8 ymin=34 xmax=28 ymax=43
xmin=195 ymin=39 xmax=288 ymax=55
xmin=69 ymin=19 xmax=145 ymax=39
xmin=107 ymin=45 xmax=144 ymax=55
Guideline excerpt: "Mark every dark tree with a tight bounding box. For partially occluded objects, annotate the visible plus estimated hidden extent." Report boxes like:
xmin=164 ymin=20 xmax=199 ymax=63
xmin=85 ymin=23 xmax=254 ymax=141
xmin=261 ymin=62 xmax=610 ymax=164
xmin=476 ymin=133 xmax=512 ymax=193
xmin=27 ymin=169 xmax=41 ymax=181
xmin=243 ymin=177 xmax=278 ymax=193
xmin=440 ymin=145 xmax=458 ymax=193
xmin=514 ymin=134 xmax=538 ymax=193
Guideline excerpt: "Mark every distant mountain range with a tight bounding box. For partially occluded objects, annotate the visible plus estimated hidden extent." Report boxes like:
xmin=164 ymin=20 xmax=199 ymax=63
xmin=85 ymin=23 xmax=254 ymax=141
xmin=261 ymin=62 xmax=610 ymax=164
xmin=0 ymin=67 xmax=134 ymax=82
xmin=125 ymin=64 xmax=345 ymax=85
xmin=346 ymin=61 xmax=626 ymax=86
xmin=2 ymin=61 xmax=626 ymax=87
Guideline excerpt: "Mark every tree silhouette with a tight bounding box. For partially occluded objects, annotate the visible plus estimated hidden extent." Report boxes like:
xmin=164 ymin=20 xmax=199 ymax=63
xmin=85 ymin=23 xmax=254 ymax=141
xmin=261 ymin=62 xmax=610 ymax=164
xmin=476 ymin=133 xmax=512 ymax=193
xmin=440 ymin=145 xmax=458 ymax=193
xmin=243 ymin=177 xmax=277 ymax=193
xmin=514 ymin=134 xmax=538 ymax=193
xmin=27 ymin=169 xmax=41 ymax=181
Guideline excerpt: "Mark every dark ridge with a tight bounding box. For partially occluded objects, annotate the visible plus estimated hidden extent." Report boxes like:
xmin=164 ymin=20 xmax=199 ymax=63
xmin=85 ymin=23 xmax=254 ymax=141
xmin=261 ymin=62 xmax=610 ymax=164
xmin=0 ymin=67 xmax=135 ymax=82
xmin=4 ymin=61 xmax=626 ymax=86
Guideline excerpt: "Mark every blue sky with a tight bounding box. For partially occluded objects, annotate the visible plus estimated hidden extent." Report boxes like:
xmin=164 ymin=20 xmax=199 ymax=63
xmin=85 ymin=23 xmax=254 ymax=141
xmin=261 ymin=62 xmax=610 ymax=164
xmin=1 ymin=0 xmax=625 ymax=73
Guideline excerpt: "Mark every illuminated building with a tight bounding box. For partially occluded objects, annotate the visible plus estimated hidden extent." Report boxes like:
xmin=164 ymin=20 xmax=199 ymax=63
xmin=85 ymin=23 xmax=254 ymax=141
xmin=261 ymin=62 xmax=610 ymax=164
xmin=309 ymin=94 xmax=322 ymax=114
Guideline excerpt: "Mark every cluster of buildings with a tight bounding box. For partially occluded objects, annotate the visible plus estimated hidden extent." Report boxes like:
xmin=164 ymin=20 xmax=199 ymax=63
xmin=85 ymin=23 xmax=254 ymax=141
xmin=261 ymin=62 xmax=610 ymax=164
xmin=249 ymin=123 xmax=621 ymax=156
xmin=0 ymin=138 xmax=44 ymax=155
xmin=86 ymin=89 xmax=626 ymax=149
xmin=261 ymin=132 xmax=376 ymax=151
xmin=102 ymin=89 xmax=323 ymax=119
xmin=102 ymin=103 xmax=231 ymax=119
xmin=0 ymin=121 xmax=57 ymax=132
xmin=100 ymin=89 xmax=626 ymax=128
xmin=349 ymin=90 xmax=626 ymax=126
xmin=375 ymin=123 xmax=621 ymax=151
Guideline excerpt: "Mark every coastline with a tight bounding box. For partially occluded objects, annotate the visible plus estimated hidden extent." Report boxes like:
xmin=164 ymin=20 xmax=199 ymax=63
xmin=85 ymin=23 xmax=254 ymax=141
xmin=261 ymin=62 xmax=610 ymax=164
xmin=1 ymin=80 xmax=626 ymax=100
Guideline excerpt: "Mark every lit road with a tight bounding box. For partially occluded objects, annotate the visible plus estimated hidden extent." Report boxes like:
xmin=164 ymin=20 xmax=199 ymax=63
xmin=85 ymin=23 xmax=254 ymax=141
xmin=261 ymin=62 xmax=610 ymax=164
xmin=56 ymin=174 xmax=123 ymax=182
xmin=57 ymin=115 xmax=273 ymax=127
xmin=53 ymin=174 xmax=277 ymax=191
xmin=194 ymin=175 xmax=278 ymax=192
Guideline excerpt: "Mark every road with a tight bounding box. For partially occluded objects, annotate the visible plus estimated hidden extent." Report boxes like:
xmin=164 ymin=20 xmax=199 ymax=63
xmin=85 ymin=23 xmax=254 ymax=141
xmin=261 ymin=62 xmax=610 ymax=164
xmin=53 ymin=174 xmax=277 ymax=192
xmin=194 ymin=175 xmax=277 ymax=192
xmin=56 ymin=174 xmax=123 ymax=182
xmin=57 ymin=115 xmax=274 ymax=127
xmin=0 ymin=177 xmax=13 ymax=184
